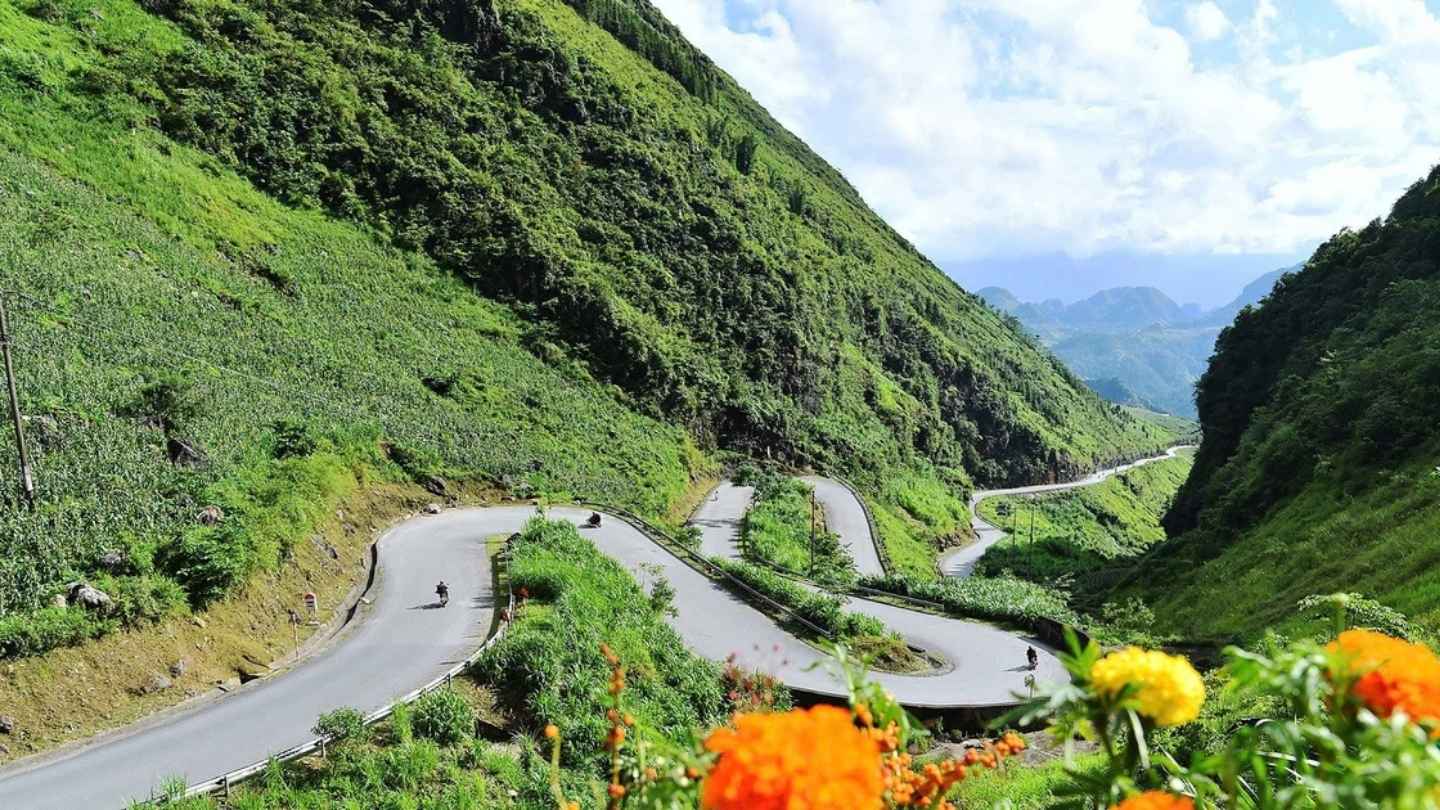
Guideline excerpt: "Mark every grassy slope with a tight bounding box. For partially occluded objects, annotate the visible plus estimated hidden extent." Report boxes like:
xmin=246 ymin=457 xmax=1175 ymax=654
xmin=1137 ymin=167 xmax=1440 ymax=641
xmin=975 ymin=450 xmax=1195 ymax=584
xmin=60 ymin=0 xmax=1172 ymax=495
xmin=0 ymin=0 xmax=1178 ymax=643
xmin=0 ymin=0 xmax=703 ymax=650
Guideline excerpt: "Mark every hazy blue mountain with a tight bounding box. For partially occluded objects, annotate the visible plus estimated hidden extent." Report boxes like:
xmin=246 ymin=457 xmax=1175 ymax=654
xmin=979 ymin=267 xmax=1296 ymax=418
xmin=1196 ymin=265 xmax=1298 ymax=327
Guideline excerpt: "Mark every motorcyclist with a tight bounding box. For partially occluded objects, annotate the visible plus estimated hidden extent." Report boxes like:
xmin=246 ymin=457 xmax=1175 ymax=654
xmin=1026 ymin=645 xmax=1039 ymax=670
xmin=436 ymin=580 xmax=450 ymax=607
xmin=587 ymin=512 xmax=602 ymax=528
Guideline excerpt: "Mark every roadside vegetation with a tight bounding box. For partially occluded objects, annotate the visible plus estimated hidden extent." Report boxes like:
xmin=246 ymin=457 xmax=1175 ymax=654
xmin=974 ymin=451 xmax=1194 ymax=587
xmin=735 ymin=466 xmax=855 ymax=586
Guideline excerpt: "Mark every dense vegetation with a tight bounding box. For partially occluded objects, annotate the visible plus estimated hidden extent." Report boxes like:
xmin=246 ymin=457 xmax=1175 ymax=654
xmin=475 ymin=518 xmax=728 ymax=776
xmin=36 ymin=0 xmax=1166 ymax=490
xmin=1136 ymin=167 xmax=1440 ymax=640
xmin=0 ymin=0 xmax=1176 ymax=657
xmin=975 ymin=451 xmax=1194 ymax=588
xmin=736 ymin=469 xmax=855 ymax=585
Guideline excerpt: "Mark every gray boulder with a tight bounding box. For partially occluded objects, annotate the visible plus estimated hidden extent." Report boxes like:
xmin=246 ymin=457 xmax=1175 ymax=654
xmin=68 ymin=583 xmax=112 ymax=612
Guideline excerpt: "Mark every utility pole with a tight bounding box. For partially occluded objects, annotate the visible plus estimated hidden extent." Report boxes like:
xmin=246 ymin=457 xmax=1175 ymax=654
xmin=809 ymin=491 xmax=817 ymax=576
xmin=1028 ymin=498 xmax=1036 ymax=544
xmin=0 ymin=297 xmax=34 ymax=509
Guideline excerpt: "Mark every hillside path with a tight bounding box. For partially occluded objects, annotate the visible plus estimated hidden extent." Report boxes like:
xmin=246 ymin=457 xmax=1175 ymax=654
xmin=939 ymin=446 xmax=1193 ymax=578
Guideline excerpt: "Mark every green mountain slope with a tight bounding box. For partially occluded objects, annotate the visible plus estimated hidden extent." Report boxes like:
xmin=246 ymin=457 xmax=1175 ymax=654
xmin=0 ymin=0 xmax=1170 ymax=652
xmin=1135 ymin=170 xmax=1440 ymax=640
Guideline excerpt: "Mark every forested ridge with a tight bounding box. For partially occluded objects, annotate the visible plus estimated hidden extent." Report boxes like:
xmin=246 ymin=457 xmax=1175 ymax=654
xmin=112 ymin=0 xmax=1167 ymax=487
xmin=1132 ymin=166 xmax=1440 ymax=638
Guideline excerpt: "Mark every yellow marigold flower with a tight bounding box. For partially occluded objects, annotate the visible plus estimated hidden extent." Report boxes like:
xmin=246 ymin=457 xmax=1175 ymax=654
xmin=1090 ymin=647 xmax=1205 ymax=727
xmin=1329 ymin=630 xmax=1440 ymax=727
xmin=1111 ymin=791 xmax=1195 ymax=810
xmin=702 ymin=705 xmax=883 ymax=810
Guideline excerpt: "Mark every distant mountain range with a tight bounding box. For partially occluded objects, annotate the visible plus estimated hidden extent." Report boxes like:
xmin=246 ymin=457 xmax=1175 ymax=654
xmin=979 ymin=266 xmax=1296 ymax=417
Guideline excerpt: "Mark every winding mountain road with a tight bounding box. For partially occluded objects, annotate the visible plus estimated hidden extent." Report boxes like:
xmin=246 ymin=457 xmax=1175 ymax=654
xmin=940 ymin=446 xmax=1192 ymax=578
xmin=0 ymin=450 xmax=1184 ymax=808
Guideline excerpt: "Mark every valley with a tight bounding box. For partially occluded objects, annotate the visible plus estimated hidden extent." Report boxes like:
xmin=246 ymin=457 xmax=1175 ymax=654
xmin=0 ymin=0 xmax=1438 ymax=807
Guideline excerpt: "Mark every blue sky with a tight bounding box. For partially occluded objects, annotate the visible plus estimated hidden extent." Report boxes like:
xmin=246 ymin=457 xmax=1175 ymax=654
xmin=652 ymin=0 xmax=1440 ymax=306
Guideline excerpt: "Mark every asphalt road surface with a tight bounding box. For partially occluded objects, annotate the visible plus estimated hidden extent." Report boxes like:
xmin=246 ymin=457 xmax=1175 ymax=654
xmin=2 ymin=485 xmax=1069 ymax=808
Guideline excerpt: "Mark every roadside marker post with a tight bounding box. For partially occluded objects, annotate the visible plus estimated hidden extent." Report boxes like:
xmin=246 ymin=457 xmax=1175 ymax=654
xmin=303 ymin=591 xmax=319 ymax=624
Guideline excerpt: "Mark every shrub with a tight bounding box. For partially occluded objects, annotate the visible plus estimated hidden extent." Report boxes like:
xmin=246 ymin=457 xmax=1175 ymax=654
xmin=312 ymin=707 xmax=368 ymax=747
xmin=0 ymin=606 xmax=107 ymax=659
xmin=413 ymin=689 xmax=474 ymax=746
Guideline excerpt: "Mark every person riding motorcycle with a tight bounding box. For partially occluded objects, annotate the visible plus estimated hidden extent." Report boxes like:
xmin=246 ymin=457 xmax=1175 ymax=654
xmin=436 ymin=580 xmax=450 ymax=607
xmin=586 ymin=512 xmax=602 ymax=528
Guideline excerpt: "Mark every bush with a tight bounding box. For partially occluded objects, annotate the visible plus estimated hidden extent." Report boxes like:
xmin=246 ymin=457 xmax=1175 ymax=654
xmin=475 ymin=518 xmax=726 ymax=771
xmin=713 ymin=558 xmax=886 ymax=641
xmin=0 ymin=606 xmax=107 ymax=658
xmin=413 ymin=689 xmax=474 ymax=746
xmin=312 ymin=707 xmax=368 ymax=746
xmin=860 ymin=573 xmax=1079 ymax=628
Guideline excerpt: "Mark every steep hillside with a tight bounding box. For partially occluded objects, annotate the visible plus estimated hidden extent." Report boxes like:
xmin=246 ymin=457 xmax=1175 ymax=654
xmin=1139 ymin=169 xmax=1440 ymax=639
xmin=0 ymin=0 xmax=1170 ymax=656
xmin=70 ymin=0 xmax=1166 ymax=485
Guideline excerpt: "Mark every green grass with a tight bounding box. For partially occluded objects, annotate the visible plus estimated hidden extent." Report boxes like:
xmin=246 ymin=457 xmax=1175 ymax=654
xmin=740 ymin=475 xmax=825 ymax=573
xmin=1137 ymin=453 xmax=1440 ymax=642
xmin=157 ymin=703 xmax=537 ymax=809
xmin=951 ymin=754 xmax=1107 ymax=809
xmin=869 ymin=471 xmax=972 ymax=581
xmin=860 ymin=573 xmax=1080 ymax=629
xmin=711 ymin=556 xmax=889 ymax=642
xmin=474 ymin=518 xmax=728 ymax=773
xmin=0 ymin=0 xmax=1177 ymax=657
xmin=975 ymin=451 xmax=1194 ymax=584
xmin=738 ymin=471 xmax=859 ymax=585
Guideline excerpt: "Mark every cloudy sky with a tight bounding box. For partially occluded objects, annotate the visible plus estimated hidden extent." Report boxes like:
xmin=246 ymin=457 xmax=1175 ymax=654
xmin=651 ymin=0 xmax=1440 ymax=306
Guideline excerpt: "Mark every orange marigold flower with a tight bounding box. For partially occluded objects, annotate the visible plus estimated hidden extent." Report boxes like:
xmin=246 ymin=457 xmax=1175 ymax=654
xmin=1329 ymin=630 xmax=1440 ymax=728
xmin=544 ymin=724 xmax=560 ymax=739
xmin=702 ymin=705 xmax=883 ymax=810
xmin=1111 ymin=791 xmax=1195 ymax=810
xmin=608 ymin=783 xmax=626 ymax=798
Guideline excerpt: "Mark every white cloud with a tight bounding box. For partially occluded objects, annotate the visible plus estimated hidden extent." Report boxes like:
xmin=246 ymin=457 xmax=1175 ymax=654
xmin=650 ymin=0 xmax=1440 ymax=262
xmin=1184 ymin=1 xmax=1231 ymax=41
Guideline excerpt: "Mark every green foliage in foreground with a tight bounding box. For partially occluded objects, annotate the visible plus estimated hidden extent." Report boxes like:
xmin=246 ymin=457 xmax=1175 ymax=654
xmin=711 ymin=556 xmax=886 ymax=641
xmin=975 ymin=451 xmax=1194 ymax=585
xmin=951 ymin=753 xmax=1107 ymax=809
xmin=155 ymin=714 xmax=534 ymax=809
xmin=475 ymin=518 xmax=728 ymax=773
xmin=1010 ymin=626 xmax=1440 ymax=809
